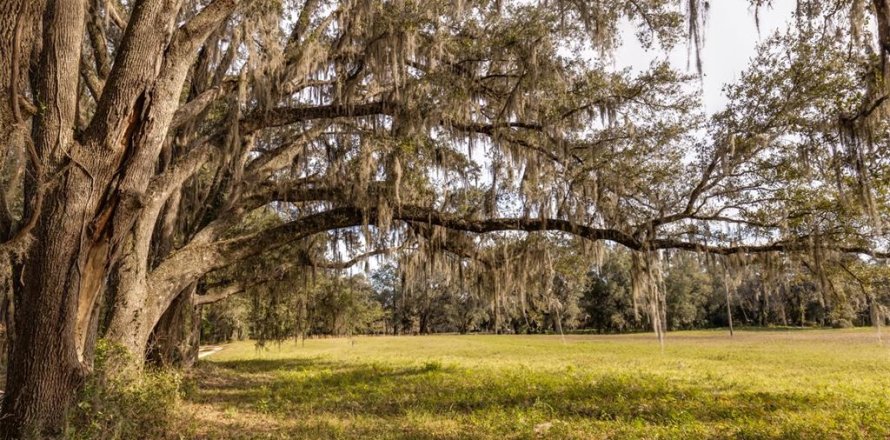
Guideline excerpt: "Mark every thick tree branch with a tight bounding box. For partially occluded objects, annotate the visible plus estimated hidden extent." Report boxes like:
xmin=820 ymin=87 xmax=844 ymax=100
xmin=169 ymin=82 xmax=233 ymax=131
xmin=244 ymin=123 xmax=331 ymax=177
xmin=150 ymin=204 xmax=639 ymax=296
xmin=165 ymin=0 xmax=240 ymax=64
xmin=86 ymin=2 xmax=112 ymax=79
xmin=241 ymin=101 xmax=394 ymax=133
xmin=79 ymin=56 xmax=105 ymax=101
xmin=192 ymin=246 xmax=391 ymax=305
xmin=650 ymin=237 xmax=890 ymax=258
xmin=145 ymin=142 xmax=216 ymax=208
xmin=82 ymin=0 xmax=180 ymax=148
xmin=193 ymin=283 xmax=243 ymax=306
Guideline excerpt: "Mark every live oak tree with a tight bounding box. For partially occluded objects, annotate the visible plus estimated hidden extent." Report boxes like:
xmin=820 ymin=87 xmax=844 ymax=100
xmin=0 ymin=0 xmax=888 ymax=437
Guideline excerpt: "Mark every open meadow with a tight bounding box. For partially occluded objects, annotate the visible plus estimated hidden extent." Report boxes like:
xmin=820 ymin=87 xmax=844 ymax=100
xmin=185 ymin=329 xmax=890 ymax=439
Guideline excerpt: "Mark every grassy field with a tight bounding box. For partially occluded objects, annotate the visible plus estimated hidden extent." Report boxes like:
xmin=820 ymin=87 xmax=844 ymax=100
xmin=184 ymin=329 xmax=890 ymax=439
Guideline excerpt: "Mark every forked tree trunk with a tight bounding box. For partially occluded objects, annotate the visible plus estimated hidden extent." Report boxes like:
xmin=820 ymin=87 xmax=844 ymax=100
xmin=102 ymin=251 xmax=196 ymax=372
xmin=146 ymin=285 xmax=200 ymax=368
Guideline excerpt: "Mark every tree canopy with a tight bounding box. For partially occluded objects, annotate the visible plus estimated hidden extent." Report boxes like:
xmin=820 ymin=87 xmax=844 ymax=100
xmin=0 ymin=0 xmax=888 ymax=436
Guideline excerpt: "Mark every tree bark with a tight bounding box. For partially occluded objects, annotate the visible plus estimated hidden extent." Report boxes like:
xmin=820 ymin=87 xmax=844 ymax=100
xmin=102 ymin=255 xmax=158 ymax=371
xmin=0 ymin=0 xmax=43 ymax=230
xmin=146 ymin=284 xmax=200 ymax=368
xmin=1 ymin=0 xmax=238 ymax=430
xmin=1 ymin=0 xmax=88 ymax=436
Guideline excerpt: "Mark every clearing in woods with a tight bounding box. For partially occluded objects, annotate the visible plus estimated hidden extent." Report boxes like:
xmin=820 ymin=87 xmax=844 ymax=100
xmin=186 ymin=329 xmax=890 ymax=439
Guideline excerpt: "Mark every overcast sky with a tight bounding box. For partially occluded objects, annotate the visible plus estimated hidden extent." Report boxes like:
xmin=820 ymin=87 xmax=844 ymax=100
xmin=615 ymin=0 xmax=798 ymax=113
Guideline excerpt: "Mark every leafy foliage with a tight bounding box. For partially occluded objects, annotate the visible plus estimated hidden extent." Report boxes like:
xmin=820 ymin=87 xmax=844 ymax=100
xmin=67 ymin=340 xmax=193 ymax=440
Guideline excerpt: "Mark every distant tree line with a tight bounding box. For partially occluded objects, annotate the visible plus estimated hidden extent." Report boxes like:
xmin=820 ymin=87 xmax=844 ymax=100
xmin=201 ymin=243 xmax=890 ymax=343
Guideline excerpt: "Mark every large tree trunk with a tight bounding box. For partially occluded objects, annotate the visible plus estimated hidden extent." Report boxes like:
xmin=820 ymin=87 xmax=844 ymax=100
xmin=4 ymin=141 xmax=118 ymax=437
xmin=0 ymin=0 xmax=91 ymax=436
xmin=1 ymin=103 xmax=107 ymax=439
xmin=0 ymin=0 xmax=46 ymax=383
xmin=4 ymin=232 xmax=89 ymax=438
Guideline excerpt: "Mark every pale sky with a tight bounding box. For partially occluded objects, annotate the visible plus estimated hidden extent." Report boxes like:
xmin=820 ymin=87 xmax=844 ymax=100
xmin=615 ymin=0 xmax=798 ymax=113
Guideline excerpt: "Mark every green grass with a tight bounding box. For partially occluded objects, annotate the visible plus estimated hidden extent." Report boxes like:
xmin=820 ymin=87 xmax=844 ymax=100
xmin=185 ymin=329 xmax=890 ymax=439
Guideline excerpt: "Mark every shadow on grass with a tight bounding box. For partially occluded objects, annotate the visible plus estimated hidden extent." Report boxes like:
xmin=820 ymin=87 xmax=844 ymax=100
xmin=213 ymin=357 xmax=324 ymax=374
xmin=187 ymin=357 xmax=831 ymax=434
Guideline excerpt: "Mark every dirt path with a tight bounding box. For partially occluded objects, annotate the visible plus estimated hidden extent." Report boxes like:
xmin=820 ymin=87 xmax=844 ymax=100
xmin=198 ymin=345 xmax=223 ymax=359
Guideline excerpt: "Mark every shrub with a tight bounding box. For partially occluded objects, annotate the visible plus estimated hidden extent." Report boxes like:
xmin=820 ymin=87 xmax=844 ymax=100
xmin=66 ymin=340 xmax=194 ymax=439
xmin=832 ymin=318 xmax=854 ymax=329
